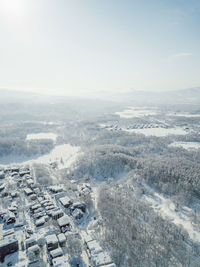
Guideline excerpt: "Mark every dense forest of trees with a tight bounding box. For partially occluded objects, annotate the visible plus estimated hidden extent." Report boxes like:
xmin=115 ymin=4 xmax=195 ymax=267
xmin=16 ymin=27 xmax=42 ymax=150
xmin=0 ymin=138 xmax=54 ymax=158
xmin=96 ymin=184 xmax=200 ymax=267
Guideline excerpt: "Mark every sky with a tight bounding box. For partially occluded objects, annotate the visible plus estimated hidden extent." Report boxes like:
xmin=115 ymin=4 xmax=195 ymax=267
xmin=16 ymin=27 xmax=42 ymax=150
xmin=0 ymin=0 xmax=200 ymax=96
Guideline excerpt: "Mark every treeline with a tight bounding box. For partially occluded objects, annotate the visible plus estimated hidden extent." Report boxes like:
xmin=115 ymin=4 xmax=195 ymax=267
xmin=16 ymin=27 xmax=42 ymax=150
xmin=68 ymin=140 xmax=200 ymax=204
xmin=137 ymin=155 xmax=200 ymax=203
xmin=96 ymin=184 xmax=200 ymax=267
xmin=0 ymin=138 xmax=54 ymax=158
xmin=70 ymin=145 xmax=137 ymax=181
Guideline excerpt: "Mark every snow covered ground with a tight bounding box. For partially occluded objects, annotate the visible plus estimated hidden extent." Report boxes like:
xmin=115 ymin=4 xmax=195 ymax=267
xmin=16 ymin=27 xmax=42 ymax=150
xmin=26 ymin=132 xmax=58 ymax=142
xmin=124 ymin=127 xmax=187 ymax=137
xmin=167 ymin=112 xmax=200 ymax=118
xmin=28 ymin=144 xmax=80 ymax=169
xmin=0 ymin=144 xmax=80 ymax=169
xmin=115 ymin=107 xmax=157 ymax=118
xmin=169 ymin=141 xmax=200 ymax=150
xmin=144 ymin=192 xmax=200 ymax=242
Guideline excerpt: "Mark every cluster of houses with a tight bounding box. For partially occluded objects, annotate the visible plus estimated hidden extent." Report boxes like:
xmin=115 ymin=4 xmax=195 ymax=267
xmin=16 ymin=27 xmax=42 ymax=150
xmin=0 ymin=164 xmax=116 ymax=267
xmin=100 ymin=122 xmax=169 ymax=132
xmin=82 ymin=232 xmax=116 ymax=267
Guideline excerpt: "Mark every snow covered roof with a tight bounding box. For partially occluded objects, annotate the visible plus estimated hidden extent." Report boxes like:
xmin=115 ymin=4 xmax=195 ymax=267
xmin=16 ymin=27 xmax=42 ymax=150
xmin=46 ymin=234 xmax=58 ymax=245
xmin=26 ymin=236 xmax=37 ymax=246
xmin=82 ymin=233 xmax=94 ymax=244
xmin=91 ymin=251 xmax=113 ymax=266
xmin=0 ymin=234 xmax=17 ymax=248
xmin=35 ymin=217 xmax=45 ymax=226
xmin=31 ymin=204 xmax=41 ymax=210
xmin=50 ymin=247 xmax=63 ymax=258
xmin=87 ymin=240 xmax=103 ymax=255
xmin=57 ymin=233 xmax=66 ymax=243
xmin=24 ymin=188 xmax=33 ymax=195
xmin=49 ymin=185 xmax=63 ymax=193
xmin=59 ymin=196 xmax=72 ymax=206
xmin=52 ymin=209 xmax=64 ymax=217
xmin=28 ymin=244 xmax=40 ymax=254
xmin=72 ymin=208 xmax=83 ymax=218
xmin=57 ymin=215 xmax=70 ymax=227
xmin=52 ymin=256 xmax=71 ymax=267
xmin=3 ymin=229 xmax=15 ymax=238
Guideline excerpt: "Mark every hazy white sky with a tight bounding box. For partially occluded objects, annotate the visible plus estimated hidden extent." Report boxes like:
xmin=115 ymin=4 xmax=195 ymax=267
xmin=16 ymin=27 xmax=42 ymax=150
xmin=0 ymin=0 xmax=199 ymax=96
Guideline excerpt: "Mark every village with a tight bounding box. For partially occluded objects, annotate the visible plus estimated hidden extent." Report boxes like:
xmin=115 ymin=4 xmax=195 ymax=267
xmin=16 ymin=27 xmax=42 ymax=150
xmin=0 ymin=165 xmax=116 ymax=267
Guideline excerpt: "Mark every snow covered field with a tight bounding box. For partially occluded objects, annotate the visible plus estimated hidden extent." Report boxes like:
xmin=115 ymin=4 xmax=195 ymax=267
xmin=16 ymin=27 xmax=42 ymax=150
xmin=115 ymin=107 xmax=157 ymax=118
xmin=167 ymin=112 xmax=200 ymax=118
xmin=169 ymin=141 xmax=200 ymax=150
xmin=0 ymin=144 xmax=80 ymax=169
xmin=26 ymin=133 xmax=58 ymax=142
xmin=125 ymin=127 xmax=187 ymax=137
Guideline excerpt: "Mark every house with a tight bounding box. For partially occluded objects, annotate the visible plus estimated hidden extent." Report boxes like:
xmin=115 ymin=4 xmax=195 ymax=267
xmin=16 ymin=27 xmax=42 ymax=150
xmin=91 ymin=251 xmax=113 ymax=267
xmin=0 ymin=234 xmax=19 ymax=262
xmin=46 ymin=234 xmax=59 ymax=251
xmin=49 ymin=185 xmax=63 ymax=193
xmin=26 ymin=237 xmax=37 ymax=249
xmin=0 ymin=183 xmax=5 ymax=191
xmin=30 ymin=194 xmax=37 ymax=200
xmin=57 ymin=233 xmax=66 ymax=247
xmin=24 ymin=188 xmax=33 ymax=196
xmin=8 ymin=205 xmax=18 ymax=215
xmin=11 ymin=171 xmax=19 ymax=177
xmin=57 ymin=215 xmax=71 ymax=230
xmin=11 ymin=166 xmax=20 ymax=172
xmin=30 ymin=204 xmax=41 ymax=213
xmin=28 ymin=245 xmax=40 ymax=261
xmin=33 ymin=211 xmax=46 ymax=220
xmin=82 ymin=232 xmax=94 ymax=245
xmin=45 ymin=204 xmax=55 ymax=211
xmin=10 ymin=191 xmax=18 ymax=198
xmin=72 ymin=208 xmax=84 ymax=220
xmin=14 ymin=218 xmax=24 ymax=228
xmin=50 ymin=247 xmax=63 ymax=259
xmin=35 ymin=217 xmax=45 ymax=227
xmin=33 ymin=188 xmax=40 ymax=195
xmin=19 ymin=170 xmax=30 ymax=177
xmin=3 ymin=229 xmax=15 ymax=238
xmin=87 ymin=240 xmax=103 ymax=257
xmin=71 ymin=202 xmax=86 ymax=213
xmin=3 ymin=211 xmax=16 ymax=225
xmin=52 ymin=256 xmax=71 ymax=267
xmin=52 ymin=209 xmax=64 ymax=220
xmin=59 ymin=196 xmax=72 ymax=208
xmin=27 ymin=179 xmax=34 ymax=187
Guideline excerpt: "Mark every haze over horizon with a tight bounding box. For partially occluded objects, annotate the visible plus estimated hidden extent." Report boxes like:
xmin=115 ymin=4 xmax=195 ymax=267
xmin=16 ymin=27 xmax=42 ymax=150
xmin=0 ymin=0 xmax=200 ymax=96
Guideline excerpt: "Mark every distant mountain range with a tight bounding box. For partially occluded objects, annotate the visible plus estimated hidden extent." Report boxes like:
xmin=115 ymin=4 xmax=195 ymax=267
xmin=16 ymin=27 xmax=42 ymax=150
xmin=1 ymin=87 xmax=200 ymax=106
xmin=113 ymin=87 xmax=200 ymax=106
